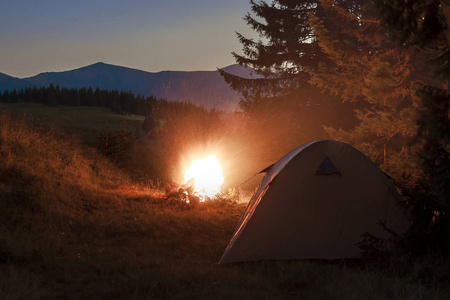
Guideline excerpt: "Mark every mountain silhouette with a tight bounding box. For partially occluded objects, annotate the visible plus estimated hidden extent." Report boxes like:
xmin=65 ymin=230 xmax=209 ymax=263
xmin=0 ymin=72 xmax=30 ymax=92
xmin=0 ymin=62 xmax=255 ymax=111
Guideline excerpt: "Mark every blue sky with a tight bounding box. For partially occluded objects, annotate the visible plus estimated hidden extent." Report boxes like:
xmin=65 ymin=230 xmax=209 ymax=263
xmin=0 ymin=0 xmax=256 ymax=78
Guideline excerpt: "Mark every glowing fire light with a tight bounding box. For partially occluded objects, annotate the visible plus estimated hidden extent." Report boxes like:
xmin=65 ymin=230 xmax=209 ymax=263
xmin=184 ymin=156 xmax=224 ymax=200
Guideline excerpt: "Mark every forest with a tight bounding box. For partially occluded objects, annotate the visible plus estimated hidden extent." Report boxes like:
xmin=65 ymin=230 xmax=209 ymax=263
xmin=0 ymin=85 xmax=161 ymax=116
xmin=219 ymin=0 xmax=449 ymax=253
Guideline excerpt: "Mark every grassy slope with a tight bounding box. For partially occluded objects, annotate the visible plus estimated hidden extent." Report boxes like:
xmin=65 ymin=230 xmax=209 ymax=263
xmin=0 ymin=102 xmax=145 ymax=145
xmin=0 ymin=112 xmax=449 ymax=299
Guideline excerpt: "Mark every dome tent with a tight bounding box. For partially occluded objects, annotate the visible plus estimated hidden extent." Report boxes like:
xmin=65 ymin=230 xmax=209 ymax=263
xmin=220 ymin=140 xmax=410 ymax=264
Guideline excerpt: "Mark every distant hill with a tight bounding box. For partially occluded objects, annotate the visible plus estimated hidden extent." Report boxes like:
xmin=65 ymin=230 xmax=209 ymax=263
xmin=0 ymin=63 xmax=256 ymax=111
xmin=0 ymin=72 xmax=30 ymax=92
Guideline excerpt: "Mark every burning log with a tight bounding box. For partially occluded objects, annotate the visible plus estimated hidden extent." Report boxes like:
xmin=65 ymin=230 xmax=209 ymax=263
xmin=164 ymin=155 xmax=224 ymax=205
xmin=164 ymin=179 xmax=200 ymax=206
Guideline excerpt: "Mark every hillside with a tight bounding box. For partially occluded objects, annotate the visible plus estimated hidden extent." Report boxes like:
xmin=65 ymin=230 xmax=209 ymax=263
xmin=0 ymin=102 xmax=145 ymax=145
xmin=0 ymin=63 xmax=256 ymax=111
xmin=0 ymin=112 xmax=448 ymax=299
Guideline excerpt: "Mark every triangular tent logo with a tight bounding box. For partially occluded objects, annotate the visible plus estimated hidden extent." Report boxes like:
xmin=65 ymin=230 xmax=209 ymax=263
xmin=314 ymin=156 xmax=340 ymax=176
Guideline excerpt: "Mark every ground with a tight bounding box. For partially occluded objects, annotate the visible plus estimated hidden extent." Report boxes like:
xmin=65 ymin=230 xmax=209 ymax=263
xmin=0 ymin=105 xmax=449 ymax=299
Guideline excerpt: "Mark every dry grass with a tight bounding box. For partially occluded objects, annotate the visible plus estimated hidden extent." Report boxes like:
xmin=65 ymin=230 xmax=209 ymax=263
xmin=0 ymin=112 xmax=449 ymax=299
xmin=0 ymin=102 xmax=144 ymax=144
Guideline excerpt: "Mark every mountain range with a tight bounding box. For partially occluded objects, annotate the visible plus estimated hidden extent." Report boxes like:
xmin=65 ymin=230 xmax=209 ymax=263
xmin=0 ymin=62 xmax=255 ymax=111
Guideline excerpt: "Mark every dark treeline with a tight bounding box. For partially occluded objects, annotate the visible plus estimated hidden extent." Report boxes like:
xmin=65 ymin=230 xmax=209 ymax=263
xmin=220 ymin=0 xmax=449 ymax=255
xmin=0 ymin=84 xmax=164 ymax=117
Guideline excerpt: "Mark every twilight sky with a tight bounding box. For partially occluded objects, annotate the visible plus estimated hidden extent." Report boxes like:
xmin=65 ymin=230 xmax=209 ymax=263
xmin=0 ymin=0 xmax=256 ymax=78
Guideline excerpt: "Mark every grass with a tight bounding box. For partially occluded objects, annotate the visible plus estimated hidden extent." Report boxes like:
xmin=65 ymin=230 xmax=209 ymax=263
xmin=0 ymin=112 xmax=449 ymax=299
xmin=0 ymin=102 xmax=144 ymax=145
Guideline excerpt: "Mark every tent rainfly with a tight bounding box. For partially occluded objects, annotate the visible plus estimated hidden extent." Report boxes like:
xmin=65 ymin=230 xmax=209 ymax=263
xmin=220 ymin=140 xmax=410 ymax=264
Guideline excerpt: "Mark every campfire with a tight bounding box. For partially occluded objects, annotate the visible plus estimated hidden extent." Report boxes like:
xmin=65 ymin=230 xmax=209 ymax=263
xmin=183 ymin=155 xmax=224 ymax=202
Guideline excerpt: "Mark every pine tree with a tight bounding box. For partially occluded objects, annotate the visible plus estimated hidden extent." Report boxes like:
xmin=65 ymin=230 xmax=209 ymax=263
xmin=219 ymin=0 xmax=363 ymax=164
xmin=374 ymin=0 xmax=450 ymax=250
xmin=94 ymin=87 xmax=102 ymax=107
xmin=87 ymin=86 xmax=96 ymax=106
xmin=10 ymin=88 xmax=18 ymax=102
xmin=220 ymin=0 xmax=331 ymax=111
xmin=307 ymin=0 xmax=419 ymax=183
xmin=45 ymin=84 xmax=57 ymax=106
xmin=2 ymin=90 xmax=10 ymax=103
